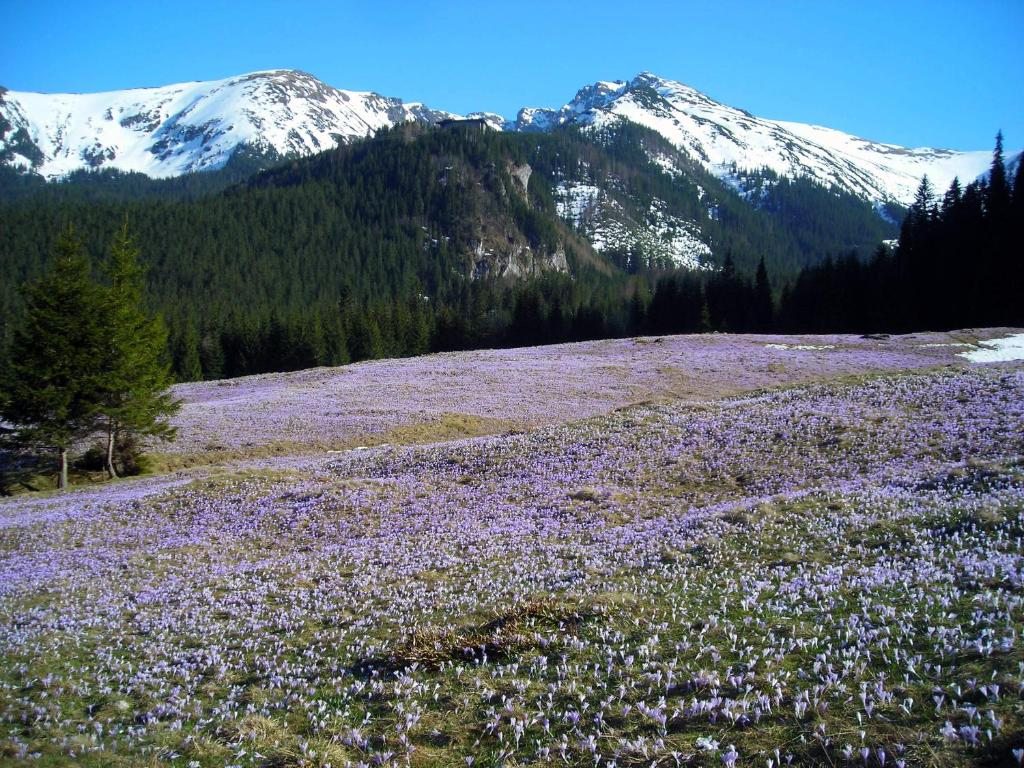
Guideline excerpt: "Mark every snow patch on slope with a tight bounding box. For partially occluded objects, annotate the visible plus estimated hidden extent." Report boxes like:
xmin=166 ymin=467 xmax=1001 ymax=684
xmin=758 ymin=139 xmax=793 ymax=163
xmin=1 ymin=70 xmax=456 ymax=179
xmin=515 ymin=72 xmax=1007 ymax=206
xmin=555 ymin=182 xmax=602 ymax=226
xmin=556 ymin=181 xmax=711 ymax=269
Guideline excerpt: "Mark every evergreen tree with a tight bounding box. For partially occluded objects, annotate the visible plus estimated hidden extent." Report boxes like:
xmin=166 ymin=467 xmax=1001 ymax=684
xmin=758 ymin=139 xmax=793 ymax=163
xmin=984 ymin=133 xmax=1014 ymax=323
xmin=97 ymin=221 xmax=179 ymax=477
xmin=321 ymin=302 xmax=351 ymax=366
xmin=941 ymin=177 xmax=962 ymax=213
xmin=1013 ymin=155 xmax=1024 ymax=215
xmin=895 ymin=175 xmax=937 ymax=327
xmin=699 ymin=293 xmax=712 ymax=333
xmin=986 ymin=131 xmax=1011 ymax=218
xmin=174 ymin=319 xmax=203 ymax=382
xmin=1013 ymin=157 xmax=1024 ymax=309
xmin=197 ymin=323 xmax=225 ymax=380
xmin=648 ymin=276 xmax=679 ymax=335
xmin=627 ymin=285 xmax=648 ymax=336
xmin=348 ymin=311 xmax=384 ymax=361
xmin=0 ymin=228 xmax=107 ymax=489
xmin=753 ymin=257 xmax=774 ymax=332
xmin=406 ymin=297 xmax=432 ymax=356
xmin=510 ymin=287 xmax=546 ymax=347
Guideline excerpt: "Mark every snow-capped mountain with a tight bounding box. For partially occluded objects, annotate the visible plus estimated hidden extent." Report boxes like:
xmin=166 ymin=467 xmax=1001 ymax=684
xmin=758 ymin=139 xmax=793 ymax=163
xmin=0 ymin=70 xmax=456 ymax=179
xmin=513 ymin=72 xmax=1001 ymax=206
xmin=1 ymin=69 xmax=1012 ymax=207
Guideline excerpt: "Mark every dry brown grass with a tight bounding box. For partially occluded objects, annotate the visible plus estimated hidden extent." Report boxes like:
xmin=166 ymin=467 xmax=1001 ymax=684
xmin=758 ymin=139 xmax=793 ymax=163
xmin=389 ymin=597 xmax=600 ymax=669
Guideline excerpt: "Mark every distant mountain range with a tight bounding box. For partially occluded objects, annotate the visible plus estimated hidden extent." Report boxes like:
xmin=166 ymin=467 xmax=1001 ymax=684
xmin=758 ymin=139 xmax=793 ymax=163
xmin=1 ymin=69 xmax=1014 ymax=206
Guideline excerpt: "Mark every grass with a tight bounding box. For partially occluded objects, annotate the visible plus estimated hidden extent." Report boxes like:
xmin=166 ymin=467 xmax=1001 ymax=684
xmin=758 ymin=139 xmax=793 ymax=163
xmin=149 ymin=413 xmax=519 ymax=474
xmin=2 ymin=412 xmax=518 ymax=496
xmin=2 ymin=365 xmax=1022 ymax=766
xmin=4 ymin=490 xmax=1021 ymax=765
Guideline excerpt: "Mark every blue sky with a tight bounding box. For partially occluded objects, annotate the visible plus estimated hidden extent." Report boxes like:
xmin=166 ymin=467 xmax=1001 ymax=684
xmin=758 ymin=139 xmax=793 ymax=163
xmin=5 ymin=0 xmax=1022 ymax=151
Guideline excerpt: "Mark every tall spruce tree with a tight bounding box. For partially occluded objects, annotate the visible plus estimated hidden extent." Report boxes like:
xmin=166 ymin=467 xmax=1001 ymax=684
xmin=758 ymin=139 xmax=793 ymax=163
xmin=97 ymin=221 xmax=179 ymax=478
xmin=1013 ymin=154 xmax=1024 ymax=215
xmin=173 ymin=319 xmax=204 ymax=382
xmin=753 ymin=257 xmax=774 ymax=332
xmin=0 ymin=228 xmax=107 ymax=489
xmin=986 ymin=131 xmax=1011 ymax=218
xmin=984 ymin=132 xmax=1015 ymax=323
xmin=1012 ymin=158 xmax=1024 ymax=298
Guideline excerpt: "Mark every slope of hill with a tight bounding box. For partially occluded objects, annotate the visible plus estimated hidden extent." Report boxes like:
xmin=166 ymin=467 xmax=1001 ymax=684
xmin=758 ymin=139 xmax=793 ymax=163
xmin=0 ymin=119 xmax=912 ymax=382
xmin=0 ymin=120 xmax=900 ymax=347
xmin=0 ymin=70 xmax=455 ymax=179
xmin=513 ymin=72 xmax=1003 ymax=205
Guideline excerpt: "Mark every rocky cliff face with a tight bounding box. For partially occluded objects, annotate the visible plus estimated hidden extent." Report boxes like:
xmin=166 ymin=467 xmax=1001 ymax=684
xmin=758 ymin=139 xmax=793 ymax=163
xmin=458 ymin=161 xmax=569 ymax=279
xmin=471 ymin=239 xmax=568 ymax=280
xmin=508 ymin=162 xmax=532 ymax=200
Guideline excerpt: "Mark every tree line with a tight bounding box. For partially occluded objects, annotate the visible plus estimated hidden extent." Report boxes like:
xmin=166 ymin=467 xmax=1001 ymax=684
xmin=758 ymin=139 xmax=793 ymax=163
xmin=779 ymin=134 xmax=1023 ymax=332
xmin=155 ymin=254 xmax=780 ymax=382
xmin=1 ymin=120 xmax=899 ymax=368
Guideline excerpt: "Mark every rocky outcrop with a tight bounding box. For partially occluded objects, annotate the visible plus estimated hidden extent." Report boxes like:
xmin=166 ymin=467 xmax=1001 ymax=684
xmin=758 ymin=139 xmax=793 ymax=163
xmin=470 ymin=239 xmax=568 ymax=280
xmin=508 ymin=162 xmax=532 ymax=200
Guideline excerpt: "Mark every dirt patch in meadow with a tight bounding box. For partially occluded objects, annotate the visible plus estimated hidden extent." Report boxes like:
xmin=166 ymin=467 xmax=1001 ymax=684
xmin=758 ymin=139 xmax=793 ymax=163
xmin=150 ymin=412 xmax=517 ymax=471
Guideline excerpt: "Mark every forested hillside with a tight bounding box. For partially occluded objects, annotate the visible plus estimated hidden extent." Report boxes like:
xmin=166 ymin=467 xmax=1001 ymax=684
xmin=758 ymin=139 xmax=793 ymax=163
xmin=780 ymin=133 xmax=1024 ymax=333
xmin=3 ymin=126 xmax=1018 ymax=384
xmin=0 ymin=121 xmax=904 ymax=380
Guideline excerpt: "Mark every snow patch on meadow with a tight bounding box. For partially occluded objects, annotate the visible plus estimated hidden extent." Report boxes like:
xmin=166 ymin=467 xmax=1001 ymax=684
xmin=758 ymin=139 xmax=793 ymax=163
xmin=959 ymin=333 xmax=1024 ymax=363
xmin=764 ymin=343 xmax=836 ymax=351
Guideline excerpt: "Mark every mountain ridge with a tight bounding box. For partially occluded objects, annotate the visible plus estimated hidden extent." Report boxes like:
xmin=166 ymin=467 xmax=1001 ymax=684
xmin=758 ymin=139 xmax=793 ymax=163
xmin=1 ymin=69 xmax=1013 ymax=206
xmin=513 ymin=71 xmax=1000 ymax=205
xmin=0 ymin=69 xmax=457 ymax=179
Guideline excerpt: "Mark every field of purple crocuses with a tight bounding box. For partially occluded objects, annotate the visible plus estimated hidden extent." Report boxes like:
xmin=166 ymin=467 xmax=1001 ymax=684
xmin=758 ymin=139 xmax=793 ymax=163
xmin=163 ymin=330 xmax=1014 ymax=457
xmin=1 ymin=334 xmax=1023 ymax=767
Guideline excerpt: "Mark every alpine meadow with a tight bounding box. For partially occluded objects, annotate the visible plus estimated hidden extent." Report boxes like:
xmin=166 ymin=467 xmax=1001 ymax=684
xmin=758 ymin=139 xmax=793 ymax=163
xmin=1 ymin=4 xmax=1023 ymax=766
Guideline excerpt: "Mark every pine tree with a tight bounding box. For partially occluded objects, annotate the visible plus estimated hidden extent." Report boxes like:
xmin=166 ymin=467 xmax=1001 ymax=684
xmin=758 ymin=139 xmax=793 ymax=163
xmin=174 ymin=319 xmax=204 ymax=382
xmin=348 ymin=311 xmax=384 ymax=361
xmin=941 ymin=177 xmax=962 ymax=213
xmin=753 ymin=257 xmax=774 ymax=332
xmin=986 ymin=131 xmax=1011 ymax=218
xmin=406 ymin=297 xmax=432 ymax=356
xmin=896 ymin=175 xmax=937 ymax=328
xmin=321 ymin=302 xmax=351 ymax=365
xmin=0 ymin=228 xmax=107 ymax=489
xmin=1013 ymin=154 xmax=1024 ymax=214
xmin=197 ymin=324 xmax=225 ymax=380
xmin=627 ymin=285 xmax=648 ymax=336
xmin=699 ymin=292 xmax=712 ymax=333
xmin=97 ymin=221 xmax=179 ymax=478
xmin=967 ymin=137 xmax=1016 ymax=325
xmin=1013 ymin=157 xmax=1024 ymax=322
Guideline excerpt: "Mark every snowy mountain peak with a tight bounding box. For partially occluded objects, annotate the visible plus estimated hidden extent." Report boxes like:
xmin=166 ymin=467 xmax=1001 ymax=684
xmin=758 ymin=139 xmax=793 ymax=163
xmin=1 ymin=69 xmax=1011 ymax=206
xmin=0 ymin=70 xmax=456 ymax=179
xmin=513 ymin=72 xmax=1003 ymax=205
xmin=569 ymin=79 xmax=628 ymax=110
